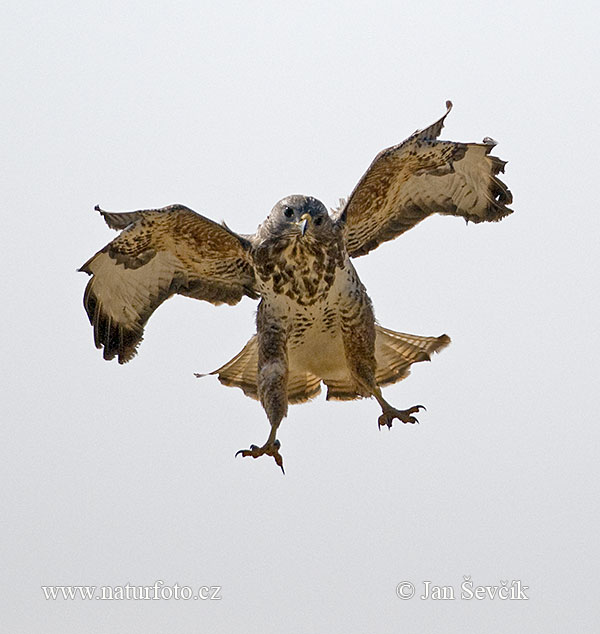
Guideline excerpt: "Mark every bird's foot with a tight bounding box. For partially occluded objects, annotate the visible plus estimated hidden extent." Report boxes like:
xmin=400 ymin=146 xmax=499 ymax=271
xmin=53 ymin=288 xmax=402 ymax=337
xmin=235 ymin=439 xmax=285 ymax=474
xmin=378 ymin=404 xmax=425 ymax=429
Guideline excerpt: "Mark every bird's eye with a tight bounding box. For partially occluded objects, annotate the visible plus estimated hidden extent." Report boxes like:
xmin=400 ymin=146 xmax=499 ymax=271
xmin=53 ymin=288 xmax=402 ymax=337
xmin=284 ymin=207 xmax=294 ymax=218
xmin=314 ymin=217 xmax=323 ymax=226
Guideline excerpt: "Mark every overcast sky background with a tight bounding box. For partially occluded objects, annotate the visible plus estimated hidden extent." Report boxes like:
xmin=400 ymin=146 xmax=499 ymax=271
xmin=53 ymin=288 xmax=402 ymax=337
xmin=3 ymin=1 xmax=599 ymax=632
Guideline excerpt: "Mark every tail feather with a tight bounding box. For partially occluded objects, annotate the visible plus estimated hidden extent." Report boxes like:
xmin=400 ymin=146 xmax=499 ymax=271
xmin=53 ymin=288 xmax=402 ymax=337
xmin=201 ymin=326 xmax=449 ymax=404
xmin=201 ymin=335 xmax=322 ymax=404
xmin=325 ymin=326 xmax=450 ymax=401
xmin=374 ymin=326 xmax=450 ymax=387
xmin=202 ymin=335 xmax=260 ymax=401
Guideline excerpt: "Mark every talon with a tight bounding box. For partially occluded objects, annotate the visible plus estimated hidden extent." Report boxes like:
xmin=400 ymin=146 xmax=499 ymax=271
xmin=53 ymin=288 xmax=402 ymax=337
xmin=275 ymin=455 xmax=285 ymax=475
xmin=235 ymin=439 xmax=285 ymax=473
xmin=377 ymin=404 xmax=426 ymax=429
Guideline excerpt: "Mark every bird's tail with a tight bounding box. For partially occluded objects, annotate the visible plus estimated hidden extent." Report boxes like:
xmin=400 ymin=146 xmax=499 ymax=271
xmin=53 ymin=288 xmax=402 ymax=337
xmin=373 ymin=326 xmax=450 ymax=387
xmin=199 ymin=326 xmax=450 ymax=404
xmin=324 ymin=326 xmax=450 ymax=401
xmin=198 ymin=335 xmax=261 ymax=401
xmin=199 ymin=335 xmax=322 ymax=405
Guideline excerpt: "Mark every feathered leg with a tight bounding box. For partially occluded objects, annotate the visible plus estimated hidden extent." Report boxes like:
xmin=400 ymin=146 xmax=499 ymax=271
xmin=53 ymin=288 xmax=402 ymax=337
xmin=341 ymin=295 xmax=424 ymax=428
xmin=235 ymin=307 xmax=288 ymax=473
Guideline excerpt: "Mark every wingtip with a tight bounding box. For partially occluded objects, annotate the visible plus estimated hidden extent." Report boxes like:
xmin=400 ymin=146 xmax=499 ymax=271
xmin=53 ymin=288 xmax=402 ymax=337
xmin=438 ymin=333 xmax=452 ymax=348
xmin=413 ymin=101 xmax=454 ymax=141
xmin=94 ymin=204 xmax=111 ymax=223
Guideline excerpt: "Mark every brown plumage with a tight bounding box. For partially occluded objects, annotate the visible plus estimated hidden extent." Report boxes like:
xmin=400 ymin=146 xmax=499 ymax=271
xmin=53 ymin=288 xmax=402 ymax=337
xmin=80 ymin=204 xmax=257 ymax=363
xmin=80 ymin=102 xmax=512 ymax=472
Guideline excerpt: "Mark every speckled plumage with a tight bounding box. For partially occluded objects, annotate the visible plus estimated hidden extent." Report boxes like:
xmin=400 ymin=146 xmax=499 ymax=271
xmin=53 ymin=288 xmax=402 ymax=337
xmin=80 ymin=103 xmax=512 ymax=472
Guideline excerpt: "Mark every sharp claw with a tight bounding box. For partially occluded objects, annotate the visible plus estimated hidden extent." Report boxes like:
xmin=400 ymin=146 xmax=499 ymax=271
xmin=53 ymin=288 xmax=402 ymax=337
xmin=235 ymin=444 xmax=258 ymax=458
xmin=272 ymin=446 xmax=285 ymax=474
xmin=378 ymin=404 xmax=426 ymax=428
xmin=235 ymin=440 xmax=285 ymax=473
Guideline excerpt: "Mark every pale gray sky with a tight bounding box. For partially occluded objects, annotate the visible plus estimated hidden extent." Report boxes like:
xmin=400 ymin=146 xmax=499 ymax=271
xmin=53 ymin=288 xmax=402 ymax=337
xmin=3 ymin=1 xmax=599 ymax=632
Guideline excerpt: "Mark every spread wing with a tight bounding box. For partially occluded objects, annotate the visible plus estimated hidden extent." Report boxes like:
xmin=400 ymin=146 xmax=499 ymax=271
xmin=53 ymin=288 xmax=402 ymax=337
xmin=336 ymin=102 xmax=513 ymax=258
xmin=80 ymin=204 xmax=257 ymax=363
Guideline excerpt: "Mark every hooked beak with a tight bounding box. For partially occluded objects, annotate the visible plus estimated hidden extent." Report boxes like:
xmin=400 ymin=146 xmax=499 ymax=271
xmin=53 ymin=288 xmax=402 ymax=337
xmin=297 ymin=213 xmax=311 ymax=236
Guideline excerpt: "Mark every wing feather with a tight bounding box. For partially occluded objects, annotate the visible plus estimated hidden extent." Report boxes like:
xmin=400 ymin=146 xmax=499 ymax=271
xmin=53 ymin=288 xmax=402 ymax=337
xmin=80 ymin=204 xmax=257 ymax=363
xmin=337 ymin=102 xmax=513 ymax=257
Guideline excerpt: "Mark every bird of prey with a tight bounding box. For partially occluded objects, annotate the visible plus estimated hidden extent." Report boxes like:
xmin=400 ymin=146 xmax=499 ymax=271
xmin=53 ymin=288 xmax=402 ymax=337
xmin=80 ymin=102 xmax=512 ymax=472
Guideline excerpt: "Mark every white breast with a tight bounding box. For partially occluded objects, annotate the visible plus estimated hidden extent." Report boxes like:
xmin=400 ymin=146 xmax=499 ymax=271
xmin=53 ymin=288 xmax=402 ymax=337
xmin=283 ymin=260 xmax=358 ymax=382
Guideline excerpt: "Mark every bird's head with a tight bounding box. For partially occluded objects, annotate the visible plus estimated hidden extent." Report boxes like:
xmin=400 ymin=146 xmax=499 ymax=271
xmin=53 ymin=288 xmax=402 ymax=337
xmin=265 ymin=195 xmax=332 ymax=239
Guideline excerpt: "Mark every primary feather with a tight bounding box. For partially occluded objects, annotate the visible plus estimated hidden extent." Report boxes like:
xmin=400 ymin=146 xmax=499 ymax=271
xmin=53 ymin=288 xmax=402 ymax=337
xmin=80 ymin=204 xmax=256 ymax=363
xmin=336 ymin=101 xmax=512 ymax=257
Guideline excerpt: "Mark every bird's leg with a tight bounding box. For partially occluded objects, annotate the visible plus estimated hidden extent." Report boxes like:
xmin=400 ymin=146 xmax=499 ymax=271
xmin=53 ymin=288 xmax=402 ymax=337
xmin=236 ymin=315 xmax=288 ymax=473
xmin=340 ymin=300 xmax=424 ymax=430
xmin=373 ymin=387 xmax=425 ymax=429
